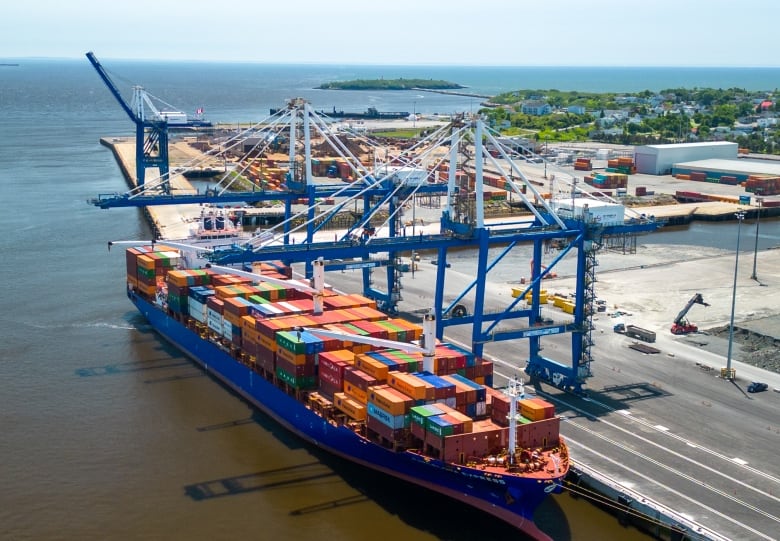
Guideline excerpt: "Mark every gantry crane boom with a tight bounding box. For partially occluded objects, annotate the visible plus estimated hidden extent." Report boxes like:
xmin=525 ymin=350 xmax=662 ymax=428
xmin=85 ymin=52 xmax=137 ymax=122
xmin=86 ymin=51 xmax=170 ymax=189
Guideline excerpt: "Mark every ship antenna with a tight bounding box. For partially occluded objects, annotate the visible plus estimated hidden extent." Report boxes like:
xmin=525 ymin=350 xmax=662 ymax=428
xmin=506 ymin=375 xmax=525 ymax=466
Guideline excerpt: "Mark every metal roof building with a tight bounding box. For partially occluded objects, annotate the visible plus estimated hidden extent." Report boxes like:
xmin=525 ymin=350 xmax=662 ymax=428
xmin=671 ymin=158 xmax=780 ymax=181
xmin=634 ymin=142 xmax=738 ymax=175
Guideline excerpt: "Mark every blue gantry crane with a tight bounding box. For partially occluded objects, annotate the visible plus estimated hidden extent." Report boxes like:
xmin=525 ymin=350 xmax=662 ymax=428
xmin=92 ymin=97 xmax=660 ymax=394
xmin=86 ymin=51 xmax=171 ymax=190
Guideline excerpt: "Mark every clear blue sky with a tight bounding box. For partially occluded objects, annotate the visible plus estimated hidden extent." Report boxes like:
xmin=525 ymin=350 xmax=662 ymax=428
xmin=4 ymin=0 xmax=779 ymax=67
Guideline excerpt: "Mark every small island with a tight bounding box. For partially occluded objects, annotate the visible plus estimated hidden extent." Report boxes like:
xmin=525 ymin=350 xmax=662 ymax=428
xmin=318 ymin=78 xmax=464 ymax=91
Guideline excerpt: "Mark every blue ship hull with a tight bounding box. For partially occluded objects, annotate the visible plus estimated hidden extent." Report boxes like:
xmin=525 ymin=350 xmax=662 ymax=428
xmin=131 ymin=291 xmax=558 ymax=540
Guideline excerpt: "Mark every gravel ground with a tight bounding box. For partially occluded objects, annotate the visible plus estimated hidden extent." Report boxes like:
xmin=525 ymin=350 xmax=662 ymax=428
xmin=548 ymin=243 xmax=780 ymax=377
xmin=707 ymin=319 xmax=780 ymax=374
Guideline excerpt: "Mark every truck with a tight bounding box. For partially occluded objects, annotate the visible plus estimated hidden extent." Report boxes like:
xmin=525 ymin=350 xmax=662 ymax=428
xmin=614 ymin=323 xmax=656 ymax=343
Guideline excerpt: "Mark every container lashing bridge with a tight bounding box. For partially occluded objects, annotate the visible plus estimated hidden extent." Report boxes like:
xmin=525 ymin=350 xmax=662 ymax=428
xmin=91 ymin=95 xmax=659 ymax=394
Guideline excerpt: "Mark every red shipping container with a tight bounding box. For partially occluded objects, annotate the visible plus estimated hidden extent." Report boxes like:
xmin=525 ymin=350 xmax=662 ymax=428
xmin=343 ymin=368 xmax=377 ymax=392
xmin=318 ymin=379 xmax=342 ymax=399
xmin=319 ymin=357 xmax=348 ymax=388
xmin=410 ymin=420 xmax=426 ymax=441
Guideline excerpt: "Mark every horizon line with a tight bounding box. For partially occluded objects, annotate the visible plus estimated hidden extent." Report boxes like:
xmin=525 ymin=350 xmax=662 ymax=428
xmin=3 ymin=56 xmax=780 ymax=70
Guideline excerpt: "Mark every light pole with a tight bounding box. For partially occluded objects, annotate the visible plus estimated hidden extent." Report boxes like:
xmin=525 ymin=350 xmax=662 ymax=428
xmin=725 ymin=211 xmax=745 ymax=380
xmin=751 ymin=197 xmax=763 ymax=281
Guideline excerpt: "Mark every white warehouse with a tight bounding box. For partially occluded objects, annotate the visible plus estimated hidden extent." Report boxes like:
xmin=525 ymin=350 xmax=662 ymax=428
xmin=634 ymin=142 xmax=738 ymax=175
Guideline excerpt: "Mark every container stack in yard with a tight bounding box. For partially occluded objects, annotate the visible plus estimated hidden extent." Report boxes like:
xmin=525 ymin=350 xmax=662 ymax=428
xmin=583 ymin=172 xmax=628 ymax=190
xmin=606 ymin=156 xmax=635 ymax=174
xmin=574 ymin=157 xmax=592 ymax=171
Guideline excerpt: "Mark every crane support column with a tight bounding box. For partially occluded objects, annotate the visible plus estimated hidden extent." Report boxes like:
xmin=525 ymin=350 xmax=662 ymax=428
xmin=471 ymin=227 xmax=490 ymax=359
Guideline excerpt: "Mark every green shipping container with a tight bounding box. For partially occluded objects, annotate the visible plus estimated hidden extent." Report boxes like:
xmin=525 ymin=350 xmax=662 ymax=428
xmin=426 ymin=415 xmax=455 ymax=437
xmin=276 ymin=331 xmax=306 ymax=354
xmin=276 ymin=366 xmax=316 ymax=389
xmin=410 ymin=405 xmax=443 ymax=427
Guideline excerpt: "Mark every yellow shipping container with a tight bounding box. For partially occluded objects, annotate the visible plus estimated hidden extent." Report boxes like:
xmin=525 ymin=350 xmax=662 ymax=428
xmin=136 ymin=254 xmax=156 ymax=270
xmin=562 ymin=302 xmax=575 ymax=314
xmin=519 ymin=399 xmax=546 ymax=422
xmin=258 ymin=333 xmax=277 ymax=353
xmin=276 ymin=346 xmax=308 ymax=366
xmin=214 ymin=285 xmax=244 ymax=299
xmin=334 ymin=392 xmax=367 ymax=421
xmin=368 ymin=385 xmax=409 ymax=416
xmin=344 ymin=382 xmax=368 ymax=404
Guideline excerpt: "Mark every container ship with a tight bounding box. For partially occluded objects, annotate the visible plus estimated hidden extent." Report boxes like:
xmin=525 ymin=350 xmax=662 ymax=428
xmin=122 ymin=244 xmax=569 ymax=540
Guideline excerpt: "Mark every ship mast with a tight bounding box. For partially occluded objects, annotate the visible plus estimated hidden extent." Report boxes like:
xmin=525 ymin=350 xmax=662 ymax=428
xmin=506 ymin=375 xmax=525 ymax=465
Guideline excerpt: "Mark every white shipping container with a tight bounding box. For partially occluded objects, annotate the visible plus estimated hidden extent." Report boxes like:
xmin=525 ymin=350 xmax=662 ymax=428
xmin=221 ymin=318 xmax=233 ymax=340
xmin=188 ymin=298 xmax=207 ymax=323
xmin=207 ymin=309 xmax=222 ymax=333
xmin=476 ymin=401 xmax=487 ymax=417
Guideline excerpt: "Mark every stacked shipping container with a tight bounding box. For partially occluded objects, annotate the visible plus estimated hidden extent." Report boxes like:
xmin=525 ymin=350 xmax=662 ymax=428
xmin=125 ymin=247 xmax=559 ymax=465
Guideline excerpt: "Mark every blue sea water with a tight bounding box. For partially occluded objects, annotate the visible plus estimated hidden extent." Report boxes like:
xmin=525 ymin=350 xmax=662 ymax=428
xmin=1 ymin=59 xmax=779 ymax=541
xmin=5 ymin=59 xmax=780 ymax=127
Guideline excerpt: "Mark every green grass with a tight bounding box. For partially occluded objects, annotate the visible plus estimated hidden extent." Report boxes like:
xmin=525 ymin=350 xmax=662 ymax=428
xmin=371 ymin=129 xmax=423 ymax=138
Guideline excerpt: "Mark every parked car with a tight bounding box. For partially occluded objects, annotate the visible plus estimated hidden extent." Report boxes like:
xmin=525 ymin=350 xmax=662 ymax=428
xmin=747 ymin=382 xmax=768 ymax=393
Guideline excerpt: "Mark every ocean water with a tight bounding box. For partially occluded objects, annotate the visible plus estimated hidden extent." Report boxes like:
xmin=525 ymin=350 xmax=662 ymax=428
xmin=1 ymin=59 xmax=778 ymax=541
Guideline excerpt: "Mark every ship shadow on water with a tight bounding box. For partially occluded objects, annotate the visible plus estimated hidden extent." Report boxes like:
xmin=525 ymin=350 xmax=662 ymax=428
xmin=183 ymin=461 xmax=342 ymax=501
xmin=184 ymin=406 xmax=571 ymax=541
xmin=81 ymin=311 xmax=207 ymax=383
xmin=74 ymin=357 xmax=194 ymax=378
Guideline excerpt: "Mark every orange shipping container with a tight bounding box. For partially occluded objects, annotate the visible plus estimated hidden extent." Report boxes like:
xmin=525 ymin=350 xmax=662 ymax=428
xmin=387 ymin=372 xmax=427 ymax=401
xmin=519 ymin=399 xmax=547 ymax=421
xmin=526 ymin=397 xmax=555 ymax=419
xmin=333 ymin=392 xmax=367 ymax=421
xmin=355 ymin=354 xmax=390 ymax=382
xmin=368 ymin=385 xmax=412 ymax=416
xmin=344 ymin=381 xmax=368 ymax=404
